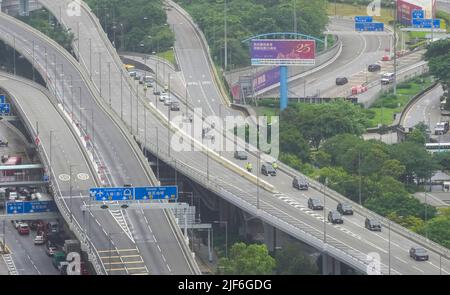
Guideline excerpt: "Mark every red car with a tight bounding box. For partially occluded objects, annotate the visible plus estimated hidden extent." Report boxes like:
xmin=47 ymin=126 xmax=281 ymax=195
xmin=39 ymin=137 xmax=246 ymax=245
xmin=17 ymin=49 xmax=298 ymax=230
xmin=18 ymin=224 xmax=30 ymax=235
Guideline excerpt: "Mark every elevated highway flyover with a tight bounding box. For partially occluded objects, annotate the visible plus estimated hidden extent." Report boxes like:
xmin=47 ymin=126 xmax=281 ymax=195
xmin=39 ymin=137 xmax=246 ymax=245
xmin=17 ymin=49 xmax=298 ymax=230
xmin=24 ymin=0 xmax=450 ymax=274
xmin=0 ymin=11 xmax=199 ymax=275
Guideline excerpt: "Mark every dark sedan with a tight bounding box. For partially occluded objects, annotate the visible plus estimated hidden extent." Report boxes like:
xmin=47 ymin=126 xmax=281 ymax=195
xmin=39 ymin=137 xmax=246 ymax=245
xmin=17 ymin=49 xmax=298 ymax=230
xmin=328 ymin=211 xmax=343 ymax=224
xmin=409 ymin=247 xmax=429 ymax=261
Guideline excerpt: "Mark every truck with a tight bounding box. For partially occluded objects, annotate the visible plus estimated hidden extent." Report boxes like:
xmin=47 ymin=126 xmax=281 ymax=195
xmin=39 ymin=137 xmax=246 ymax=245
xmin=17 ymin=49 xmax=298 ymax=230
xmin=63 ymin=240 xmax=81 ymax=255
xmin=52 ymin=251 xmax=66 ymax=269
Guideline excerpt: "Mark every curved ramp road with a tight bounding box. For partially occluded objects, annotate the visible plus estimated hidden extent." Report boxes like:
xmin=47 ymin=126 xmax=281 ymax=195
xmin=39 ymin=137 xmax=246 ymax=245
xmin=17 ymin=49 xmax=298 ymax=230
xmin=0 ymin=12 xmax=195 ymax=275
xmin=27 ymin=1 xmax=450 ymax=274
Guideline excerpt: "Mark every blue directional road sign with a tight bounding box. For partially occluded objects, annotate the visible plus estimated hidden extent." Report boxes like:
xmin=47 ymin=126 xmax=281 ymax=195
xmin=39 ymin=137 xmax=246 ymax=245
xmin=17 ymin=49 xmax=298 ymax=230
xmin=355 ymin=16 xmax=373 ymax=23
xmin=90 ymin=187 xmax=134 ymax=201
xmin=412 ymin=18 xmax=441 ymax=29
xmin=134 ymin=186 xmax=178 ymax=201
xmin=0 ymin=103 xmax=10 ymax=114
xmin=0 ymin=95 xmax=5 ymax=104
xmin=412 ymin=10 xmax=425 ymax=19
xmin=355 ymin=22 xmax=384 ymax=32
xmin=6 ymin=201 xmax=57 ymax=214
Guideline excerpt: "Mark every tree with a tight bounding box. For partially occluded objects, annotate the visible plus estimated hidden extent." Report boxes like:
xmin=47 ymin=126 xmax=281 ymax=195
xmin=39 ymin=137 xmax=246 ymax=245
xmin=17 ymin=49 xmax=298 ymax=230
xmin=425 ymin=39 xmax=450 ymax=101
xmin=275 ymin=243 xmax=319 ymax=275
xmin=217 ymin=243 xmax=276 ymax=275
xmin=390 ymin=141 xmax=439 ymax=183
xmin=416 ymin=208 xmax=450 ymax=249
xmin=380 ymin=159 xmax=406 ymax=180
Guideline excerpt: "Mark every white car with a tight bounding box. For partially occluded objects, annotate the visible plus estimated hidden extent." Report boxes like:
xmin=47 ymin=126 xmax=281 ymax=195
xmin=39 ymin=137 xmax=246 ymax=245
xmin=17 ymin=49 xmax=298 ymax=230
xmin=34 ymin=234 xmax=45 ymax=245
xmin=8 ymin=192 xmax=18 ymax=201
xmin=12 ymin=220 xmax=23 ymax=229
xmin=164 ymin=98 xmax=173 ymax=106
xmin=159 ymin=94 xmax=169 ymax=102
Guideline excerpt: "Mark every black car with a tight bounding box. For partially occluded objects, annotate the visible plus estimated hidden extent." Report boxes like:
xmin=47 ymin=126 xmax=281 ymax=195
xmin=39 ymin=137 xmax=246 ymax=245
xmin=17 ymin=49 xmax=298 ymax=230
xmin=365 ymin=218 xmax=382 ymax=231
xmin=335 ymin=77 xmax=348 ymax=86
xmin=261 ymin=163 xmax=276 ymax=176
xmin=170 ymin=101 xmax=180 ymax=111
xmin=337 ymin=202 xmax=354 ymax=215
xmin=153 ymin=90 xmax=161 ymax=96
xmin=293 ymin=176 xmax=308 ymax=190
xmin=234 ymin=151 xmax=248 ymax=160
xmin=307 ymin=198 xmax=323 ymax=210
xmin=0 ymin=139 xmax=8 ymax=147
xmin=328 ymin=211 xmax=343 ymax=224
xmin=368 ymin=64 xmax=381 ymax=72
xmin=409 ymin=247 xmax=429 ymax=261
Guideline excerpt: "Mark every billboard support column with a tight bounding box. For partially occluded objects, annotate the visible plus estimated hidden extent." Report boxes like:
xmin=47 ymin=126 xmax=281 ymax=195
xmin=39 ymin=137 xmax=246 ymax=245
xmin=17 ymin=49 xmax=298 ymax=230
xmin=280 ymin=66 xmax=288 ymax=111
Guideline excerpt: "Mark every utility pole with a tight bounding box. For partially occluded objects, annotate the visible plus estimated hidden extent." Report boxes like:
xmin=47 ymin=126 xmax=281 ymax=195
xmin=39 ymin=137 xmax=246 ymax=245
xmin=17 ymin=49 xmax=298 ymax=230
xmin=224 ymin=0 xmax=228 ymax=70
xmin=358 ymin=152 xmax=362 ymax=205
xmin=393 ymin=3 xmax=398 ymax=95
xmin=293 ymin=0 xmax=297 ymax=34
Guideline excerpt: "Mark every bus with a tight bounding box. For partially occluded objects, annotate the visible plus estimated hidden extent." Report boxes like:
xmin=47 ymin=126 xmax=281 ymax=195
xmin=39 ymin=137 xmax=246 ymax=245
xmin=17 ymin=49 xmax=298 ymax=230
xmin=425 ymin=142 xmax=450 ymax=153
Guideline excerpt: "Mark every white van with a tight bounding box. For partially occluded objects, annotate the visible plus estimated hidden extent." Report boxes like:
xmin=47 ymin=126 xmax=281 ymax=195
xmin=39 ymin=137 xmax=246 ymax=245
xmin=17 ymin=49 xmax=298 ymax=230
xmin=381 ymin=72 xmax=395 ymax=85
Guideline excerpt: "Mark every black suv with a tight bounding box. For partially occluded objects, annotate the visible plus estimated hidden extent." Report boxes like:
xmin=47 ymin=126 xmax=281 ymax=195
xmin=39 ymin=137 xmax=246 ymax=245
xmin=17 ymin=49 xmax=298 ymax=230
xmin=337 ymin=202 xmax=353 ymax=215
xmin=368 ymin=64 xmax=381 ymax=72
xmin=335 ymin=77 xmax=348 ymax=86
xmin=328 ymin=211 xmax=343 ymax=224
xmin=292 ymin=176 xmax=309 ymax=190
xmin=365 ymin=218 xmax=382 ymax=231
xmin=261 ymin=163 xmax=276 ymax=176
xmin=307 ymin=198 xmax=323 ymax=210
xmin=409 ymin=247 xmax=429 ymax=261
xmin=234 ymin=151 xmax=248 ymax=160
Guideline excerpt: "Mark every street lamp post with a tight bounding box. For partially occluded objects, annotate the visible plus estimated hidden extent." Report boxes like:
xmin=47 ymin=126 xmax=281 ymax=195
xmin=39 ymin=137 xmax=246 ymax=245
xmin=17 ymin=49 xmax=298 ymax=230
xmin=155 ymin=126 xmax=160 ymax=179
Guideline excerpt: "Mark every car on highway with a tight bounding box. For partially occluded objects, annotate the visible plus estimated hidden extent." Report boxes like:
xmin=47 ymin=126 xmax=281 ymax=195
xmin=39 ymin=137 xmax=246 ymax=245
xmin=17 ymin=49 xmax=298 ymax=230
xmin=368 ymin=64 xmax=381 ymax=72
xmin=12 ymin=220 xmax=23 ymax=229
xmin=170 ymin=101 xmax=180 ymax=111
xmin=337 ymin=202 xmax=354 ymax=215
xmin=8 ymin=191 xmax=18 ymax=201
xmin=18 ymin=223 xmax=30 ymax=235
xmin=409 ymin=247 xmax=429 ymax=261
xmin=381 ymin=72 xmax=395 ymax=85
xmin=34 ymin=234 xmax=45 ymax=245
xmin=365 ymin=218 xmax=382 ymax=231
xmin=128 ymin=71 xmax=137 ymax=78
xmin=45 ymin=241 xmax=58 ymax=257
xmin=0 ymin=139 xmax=8 ymax=147
xmin=435 ymin=121 xmax=449 ymax=135
xmin=307 ymin=198 xmax=323 ymax=210
xmin=292 ymin=176 xmax=309 ymax=190
xmin=47 ymin=221 xmax=59 ymax=234
xmin=234 ymin=151 xmax=248 ymax=160
xmin=335 ymin=77 xmax=348 ymax=86
xmin=153 ymin=89 xmax=161 ymax=96
xmin=328 ymin=211 xmax=343 ymax=224
xmin=159 ymin=94 xmax=169 ymax=102
xmin=164 ymin=97 xmax=174 ymax=106
xmin=261 ymin=163 xmax=276 ymax=176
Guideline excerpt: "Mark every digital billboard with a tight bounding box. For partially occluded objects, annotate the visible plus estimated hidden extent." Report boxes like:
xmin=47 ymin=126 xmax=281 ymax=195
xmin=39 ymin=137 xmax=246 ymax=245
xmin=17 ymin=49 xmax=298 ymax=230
xmin=250 ymin=39 xmax=316 ymax=66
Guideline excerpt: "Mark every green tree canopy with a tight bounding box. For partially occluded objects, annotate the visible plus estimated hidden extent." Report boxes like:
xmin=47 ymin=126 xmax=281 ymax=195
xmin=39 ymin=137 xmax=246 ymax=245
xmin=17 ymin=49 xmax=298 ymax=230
xmin=275 ymin=243 xmax=319 ymax=275
xmin=217 ymin=242 xmax=276 ymax=275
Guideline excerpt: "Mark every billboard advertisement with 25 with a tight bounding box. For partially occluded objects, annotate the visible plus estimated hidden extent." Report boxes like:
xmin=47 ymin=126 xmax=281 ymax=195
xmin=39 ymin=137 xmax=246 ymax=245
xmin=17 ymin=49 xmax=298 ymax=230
xmin=250 ymin=39 xmax=316 ymax=66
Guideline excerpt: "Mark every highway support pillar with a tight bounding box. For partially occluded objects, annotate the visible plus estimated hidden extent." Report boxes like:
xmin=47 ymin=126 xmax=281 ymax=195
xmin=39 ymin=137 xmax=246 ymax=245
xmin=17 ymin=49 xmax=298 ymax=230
xmin=322 ymin=253 xmax=341 ymax=275
xmin=324 ymin=36 xmax=328 ymax=50
xmin=19 ymin=0 xmax=29 ymax=16
xmin=262 ymin=222 xmax=275 ymax=252
xmin=208 ymin=228 xmax=212 ymax=262
xmin=280 ymin=66 xmax=288 ymax=111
